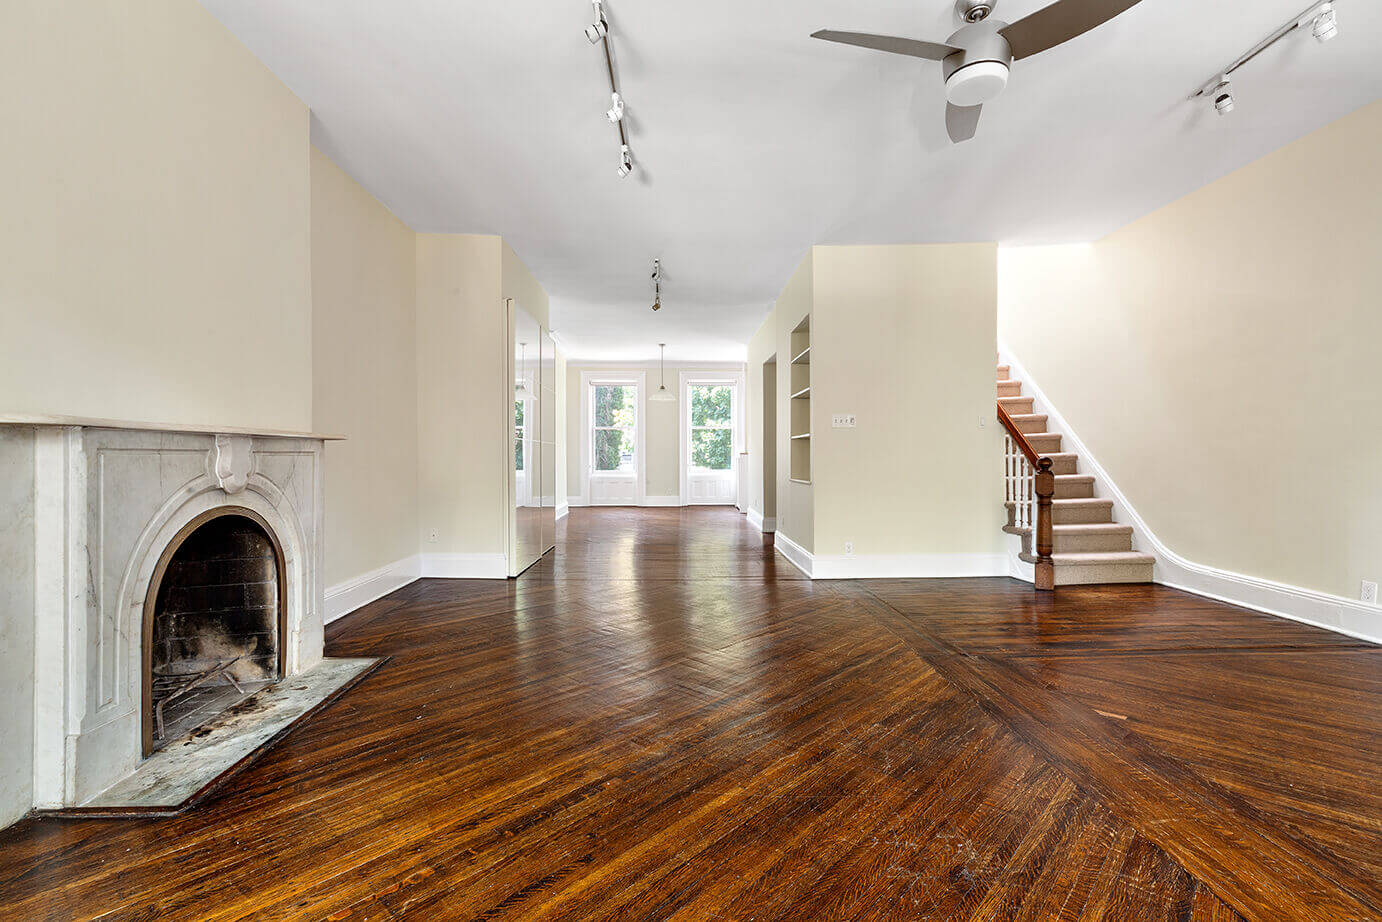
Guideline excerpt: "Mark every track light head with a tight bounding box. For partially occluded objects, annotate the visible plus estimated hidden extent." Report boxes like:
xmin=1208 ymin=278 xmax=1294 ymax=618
xmin=1212 ymin=77 xmax=1234 ymax=116
xmin=1311 ymin=4 xmax=1338 ymax=42
xmin=606 ymin=92 xmax=625 ymax=123
xmin=617 ymin=144 xmax=633 ymax=178
xmin=585 ymin=0 xmax=607 ymax=43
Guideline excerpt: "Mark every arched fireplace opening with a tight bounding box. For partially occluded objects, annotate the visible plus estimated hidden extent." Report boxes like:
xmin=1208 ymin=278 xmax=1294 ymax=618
xmin=142 ymin=508 xmax=287 ymax=756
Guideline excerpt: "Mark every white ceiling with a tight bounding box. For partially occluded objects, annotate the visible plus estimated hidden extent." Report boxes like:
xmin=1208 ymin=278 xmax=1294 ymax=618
xmin=200 ymin=0 xmax=1382 ymax=362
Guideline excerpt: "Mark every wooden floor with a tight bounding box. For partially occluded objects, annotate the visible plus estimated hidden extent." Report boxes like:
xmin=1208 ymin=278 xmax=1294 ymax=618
xmin=2 ymin=507 xmax=1380 ymax=920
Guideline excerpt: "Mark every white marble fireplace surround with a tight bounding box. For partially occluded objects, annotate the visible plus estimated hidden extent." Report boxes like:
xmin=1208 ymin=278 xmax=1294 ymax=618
xmin=0 ymin=417 xmax=338 ymax=809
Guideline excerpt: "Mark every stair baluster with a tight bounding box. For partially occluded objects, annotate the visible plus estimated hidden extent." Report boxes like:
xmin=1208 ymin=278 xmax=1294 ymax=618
xmin=999 ymin=403 xmax=1055 ymax=591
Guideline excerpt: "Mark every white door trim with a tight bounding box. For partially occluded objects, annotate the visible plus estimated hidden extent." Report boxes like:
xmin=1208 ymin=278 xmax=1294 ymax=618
xmin=678 ymin=370 xmax=746 ymax=505
xmin=579 ymin=370 xmax=646 ymax=506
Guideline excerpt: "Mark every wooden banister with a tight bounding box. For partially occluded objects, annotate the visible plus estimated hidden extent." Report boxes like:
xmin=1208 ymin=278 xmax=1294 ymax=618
xmin=998 ymin=402 xmax=1055 ymax=591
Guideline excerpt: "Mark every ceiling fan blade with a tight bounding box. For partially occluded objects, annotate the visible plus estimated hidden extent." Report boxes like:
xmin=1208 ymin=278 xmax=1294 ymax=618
xmin=998 ymin=0 xmax=1144 ymax=60
xmin=946 ymin=103 xmax=982 ymax=143
xmin=810 ymin=30 xmax=960 ymax=62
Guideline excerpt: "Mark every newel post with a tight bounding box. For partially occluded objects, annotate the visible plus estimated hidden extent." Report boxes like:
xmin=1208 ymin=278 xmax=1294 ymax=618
xmin=1033 ymin=457 xmax=1055 ymax=591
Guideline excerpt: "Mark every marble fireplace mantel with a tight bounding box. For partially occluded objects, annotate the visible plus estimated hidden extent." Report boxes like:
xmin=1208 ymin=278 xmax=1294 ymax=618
xmin=1 ymin=418 xmax=340 ymax=808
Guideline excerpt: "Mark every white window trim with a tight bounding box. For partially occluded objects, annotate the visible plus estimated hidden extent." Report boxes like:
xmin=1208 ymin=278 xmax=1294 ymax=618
xmin=579 ymin=370 xmax=647 ymax=505
xmin=678 ymin=370 xmax=745 ymax=504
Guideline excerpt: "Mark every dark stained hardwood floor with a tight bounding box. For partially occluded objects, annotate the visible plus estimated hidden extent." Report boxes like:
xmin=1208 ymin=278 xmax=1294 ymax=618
xmin=2 ymin=506 xmax=1380 ymax=920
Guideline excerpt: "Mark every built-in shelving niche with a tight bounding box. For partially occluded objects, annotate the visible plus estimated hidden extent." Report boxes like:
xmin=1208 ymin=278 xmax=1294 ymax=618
xmin=789 ymin=316 xmax=811 ymax=483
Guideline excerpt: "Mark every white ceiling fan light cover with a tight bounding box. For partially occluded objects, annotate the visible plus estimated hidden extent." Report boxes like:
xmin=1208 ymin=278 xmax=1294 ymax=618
xmin=944 ymin=61 xmax=1010 ymax=106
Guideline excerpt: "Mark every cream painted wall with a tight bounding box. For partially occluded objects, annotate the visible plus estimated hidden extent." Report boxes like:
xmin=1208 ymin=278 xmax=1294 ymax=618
xmin=416 ymin=235 xmax=506 ymax=555
xmin=311 ymin=147 xmax=420 ymax=587
xmin=416 ymin=235 xmax=552 ymax=558
xmin=1 ymin=0 xmax=312 ymax=432
xmin=1000 ymin=100 xmax=1382 ymax=601
xmin=566 ymin=362 xmax=744 ymax=502
xmin=767 ymin=254 xmax=816 ymax=552
xmin=746 ymin=307 xmax=780 ymax=524
xmin=555 ymin=351 xmax=568 ymax=509
xmin=812 ymin=244 xmax=1003 ymax=559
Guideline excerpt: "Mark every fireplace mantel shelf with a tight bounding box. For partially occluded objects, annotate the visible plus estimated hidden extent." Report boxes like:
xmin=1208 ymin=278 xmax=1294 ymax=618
xmin=0 ymin=413 xmax=345 ymax=441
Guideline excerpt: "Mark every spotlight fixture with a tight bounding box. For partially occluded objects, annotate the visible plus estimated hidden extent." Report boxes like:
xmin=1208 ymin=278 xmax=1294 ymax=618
xmin=650 ymin=259 xmax=662 ymax=311
xmin=617 ymin=144 xmax=633 ymax=178
xmin=584 ymin=0 xmax=607 ymax=44
xmin=606 ymin=92 xmax=625 ymax=123
xmin=1311 ymin=3 xmax=1338 ymax=42
xmin=1191 ymin=1 xmax=1343 ymax=114
xmin=1212 ymin=77 xmax=1234 ymax=116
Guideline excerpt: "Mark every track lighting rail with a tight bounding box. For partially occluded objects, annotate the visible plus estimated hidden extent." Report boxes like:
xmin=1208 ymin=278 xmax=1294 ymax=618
xmin=1190 ymin=1 xmax=1341 ymax=112
xmin=586 ymin=1 xmax=636 ymax=177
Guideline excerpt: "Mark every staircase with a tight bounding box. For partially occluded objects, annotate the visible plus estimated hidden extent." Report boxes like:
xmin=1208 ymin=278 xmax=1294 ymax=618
xmin=997 ymin=362 xmax=1154 ymax=586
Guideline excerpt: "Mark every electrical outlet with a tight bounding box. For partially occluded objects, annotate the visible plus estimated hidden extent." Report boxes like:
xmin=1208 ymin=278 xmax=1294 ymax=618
xmin=1362 ymin=581 xmax=1379 ymax=605
xmin=844 ymin=541 xmax=854 ymax=557
xmin=428 ymin=529 xmax=439 ymax=544
xmin=832 ymin=414 xmax=856 ymax=429
xmin=978 ymin=415 xmax=986 ymax=429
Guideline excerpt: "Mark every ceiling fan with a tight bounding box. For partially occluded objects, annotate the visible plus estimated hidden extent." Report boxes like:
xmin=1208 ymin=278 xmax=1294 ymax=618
xmin=812 ymin=0 xmax=1144 ymax=143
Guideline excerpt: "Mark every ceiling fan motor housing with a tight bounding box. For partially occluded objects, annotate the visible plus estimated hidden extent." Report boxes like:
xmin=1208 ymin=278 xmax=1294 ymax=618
xmin=942 ymin=21 xmax=1013 ymax=107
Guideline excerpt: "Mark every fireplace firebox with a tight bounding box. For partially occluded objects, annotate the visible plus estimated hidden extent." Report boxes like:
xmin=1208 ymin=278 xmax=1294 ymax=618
xmin=142 ymin=507 xmax=287 ymax=756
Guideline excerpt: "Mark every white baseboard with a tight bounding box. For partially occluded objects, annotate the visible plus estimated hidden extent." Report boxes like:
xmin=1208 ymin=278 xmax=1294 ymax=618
xmin=1000 ymin=343 xmax=1382 ymax=645
xmin=746 ymin=507 xmax=777 ymax=533
xmin=556 ymin=502 xmax=569 ymax=520
xmin=812 ymin=553 xmax=1008 ymax=580
xmin=324 ymin=555 xmax=421 ymax=624
xmin=567 ymin=495 xmax=587 ymax=507
xmin=773 ymin=531 xmax=814 ymax=577
xmin=420 ymin=552 xmax=508 ymax=580
xmin=644 ymin=494 xmax=683 ymax=507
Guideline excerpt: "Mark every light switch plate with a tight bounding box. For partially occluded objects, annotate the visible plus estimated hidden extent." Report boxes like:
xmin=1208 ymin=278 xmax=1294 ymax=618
xmin=832 ymin=414 xmax=856 ymax=429
xmin=1363 ymin=581 xmax=1379 ymax=605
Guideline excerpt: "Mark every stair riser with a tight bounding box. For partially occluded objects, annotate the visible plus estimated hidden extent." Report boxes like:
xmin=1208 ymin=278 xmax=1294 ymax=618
xmin=1053 ymin=563 xmax=1155 ymax=586
xmin=1026 ymin=434 xmax=1061 ymax=453
xmin=1021 ymin=531 xmax=1134 ymax=554
xmin=1052 ymin=503 xmax=1114 ymax=525
xmin=998 ymin=397 xmax=1034 ymax=414
xmin=1054 ymin=532 xmax=1134 ymax=553
xmin=1012 ymin=416 xmax=1048 ymax=435
xmin=996 ymin=366 xmax=1010 ymax=381
xmin=1047 ymin=454 xmax=1078 ymax=475
xmin=1054 ymin=480 xmax=1094 ymax=499
xmin=996 ymin=381 xmax=1022 ymax=398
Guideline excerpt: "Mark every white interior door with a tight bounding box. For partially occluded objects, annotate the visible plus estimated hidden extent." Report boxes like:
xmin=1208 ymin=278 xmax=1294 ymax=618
xmin=682 ymin=375 xmax=743 ymax=506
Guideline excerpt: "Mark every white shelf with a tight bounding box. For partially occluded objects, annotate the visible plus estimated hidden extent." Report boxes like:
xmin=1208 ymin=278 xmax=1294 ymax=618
xmin=789 ymin=478 xmax=812 ymax=485
xmin=790 ymin=386 xmax=811 ymax=400
xmin=791 ymin=347 xmax=811 ymax=365
xmin=791 ymin=432 xmax=812 ymax=440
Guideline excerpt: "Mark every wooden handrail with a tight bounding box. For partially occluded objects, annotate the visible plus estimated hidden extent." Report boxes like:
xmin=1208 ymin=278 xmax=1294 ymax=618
xmin=998 ymin=402 xmax=1055 ymax=591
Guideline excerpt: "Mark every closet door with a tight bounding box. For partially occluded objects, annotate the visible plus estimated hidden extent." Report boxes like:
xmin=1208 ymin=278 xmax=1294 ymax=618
xmin=511 ymin=302 xmax=544 ymax=575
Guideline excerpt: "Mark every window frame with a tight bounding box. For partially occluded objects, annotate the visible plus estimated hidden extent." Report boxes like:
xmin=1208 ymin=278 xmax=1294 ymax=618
xmin=677 ymin=369 xmax=745 ymax=503
xmin=578 ymin=370 xmax=647 ymax=504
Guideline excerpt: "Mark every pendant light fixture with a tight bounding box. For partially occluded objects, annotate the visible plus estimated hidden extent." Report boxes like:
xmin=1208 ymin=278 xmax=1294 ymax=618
xmin=650 ymin=343 xmax=677 ymax=402
xmin=514 ymin=342 xmax=535 ymax=400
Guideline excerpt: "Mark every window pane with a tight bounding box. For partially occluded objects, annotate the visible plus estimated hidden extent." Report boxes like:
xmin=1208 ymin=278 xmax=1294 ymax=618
xmin=514 ymin=437 xmax=524 ymax=471
xmin=515 ymin=400 xmax=524 ymax=428
xmin=690 ymin=385 xmax=731 ymax=428
xmin=691 ymin=428 xmax=732 ymax=470
xmin=595 ymin=428 xmax=636 ymax=472
xmin=595 ymin=385 xmax=635 ymax=428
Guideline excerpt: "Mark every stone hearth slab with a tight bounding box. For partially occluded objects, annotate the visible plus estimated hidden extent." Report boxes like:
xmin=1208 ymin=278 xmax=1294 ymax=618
xmin=50 ymin=656 xmax=384 ymax=817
